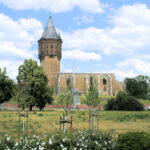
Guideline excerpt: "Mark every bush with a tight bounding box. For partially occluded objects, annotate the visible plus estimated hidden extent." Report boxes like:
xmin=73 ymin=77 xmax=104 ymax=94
xmin=105 ymin=91 xmax=144 ymax=111
xmin=115 ymin=132 xmax=150 ymax=150
xmin=0 ymin=130 xmax=115 ymax=150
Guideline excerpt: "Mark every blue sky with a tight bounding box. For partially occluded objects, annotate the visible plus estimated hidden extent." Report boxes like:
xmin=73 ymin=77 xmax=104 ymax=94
xmin=0 ymin=0 xmax=150 ymax=81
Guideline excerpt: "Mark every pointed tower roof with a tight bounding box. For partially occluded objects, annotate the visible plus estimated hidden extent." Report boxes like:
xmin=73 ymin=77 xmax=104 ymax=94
xmin=42 ymin=16 xmax=59 ymax=39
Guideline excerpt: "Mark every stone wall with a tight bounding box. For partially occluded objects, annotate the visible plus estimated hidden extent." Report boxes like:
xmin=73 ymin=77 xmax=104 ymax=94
xmin=57 ymin=73 xmax=125 ymax=95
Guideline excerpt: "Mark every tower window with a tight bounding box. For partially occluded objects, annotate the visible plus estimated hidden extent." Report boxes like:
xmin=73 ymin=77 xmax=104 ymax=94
xmin=103 ymin=77 xmax=107 ymax=91
xmin=51 ymin=45 xmax=53 ymax=48
xmin=47 ymin=46 xmax=48 ymax=49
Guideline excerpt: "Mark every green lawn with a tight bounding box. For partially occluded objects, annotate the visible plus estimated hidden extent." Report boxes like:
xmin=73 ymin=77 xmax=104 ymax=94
xmin=1 ymin=110 xmax=150 ymax=139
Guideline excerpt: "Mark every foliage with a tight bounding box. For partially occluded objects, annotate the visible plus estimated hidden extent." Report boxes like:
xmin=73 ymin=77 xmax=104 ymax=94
xmin=115 ymin=132 xmax=150 ymax=150
xmin=0 ymin=130 xmax=115 ymax=150
xmin=58 ymin=88 xmax=73 ymax=114
xmin=0 ymin=68 xmax=14 ymax=104
xmin=125 ymin=75 xmax=149 ymax=99
xmin=105 ymin=91 xmax=144 ymax=111
xmin=85 ymin=82 xmax=101 ymax=111
xmin=15 ymin=59 xmax=53 ymax=110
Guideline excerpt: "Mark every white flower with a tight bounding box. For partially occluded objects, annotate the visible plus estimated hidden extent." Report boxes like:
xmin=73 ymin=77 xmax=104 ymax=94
xmin=49 ymin=139 xmax=53 ymax=145
xmin=60 ymin=144 xmax=64 ymax=148
xmin=95 ymin=141 xmax=98 ymax=145
xmin=15 ymin=142 xmax=18 ymax=146
xmin=6 ymin=137 xmax=10 ymax=141
xmin=74 ymin=148 xmax=77 ymax=150
xmin=80 ymin=148 xmax=82 ymax=150
xmin=62 ymin=138 xmax=66 ymax=142
xmin=62 ymin=148 xmax=67 ymax=150
xmin=39 ymin=145 xmax=44 ymax=150
xmin=42 ymin=142 xmax=45 ymax=146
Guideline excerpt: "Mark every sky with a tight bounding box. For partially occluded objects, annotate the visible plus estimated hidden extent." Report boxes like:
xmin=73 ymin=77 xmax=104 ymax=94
xmin=0 ymin=0 xmax=150 ymax=81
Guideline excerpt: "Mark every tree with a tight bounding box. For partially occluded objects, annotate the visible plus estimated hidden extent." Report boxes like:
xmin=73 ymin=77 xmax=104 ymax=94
xmin=16 ymin=59 xmax=53 ymax=110
xmin=125 ymin=75 xmax=149 ymax=99
xmin=0 ymin=68 xmax=14 ymax=104
xmin=58 ymin=87 xmax=73 ymax=115
xmin=85 ymin=81 xmax=101 ymax=111
xmin=104 ymin=91 xmax=144 ymax=111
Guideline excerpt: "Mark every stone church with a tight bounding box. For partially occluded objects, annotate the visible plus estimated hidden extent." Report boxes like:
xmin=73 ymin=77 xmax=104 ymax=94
xmin=38 ymin=16 xmax=125 ymax=95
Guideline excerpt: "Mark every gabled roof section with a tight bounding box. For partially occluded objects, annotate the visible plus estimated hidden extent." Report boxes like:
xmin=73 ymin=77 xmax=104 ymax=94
xmin=42 ymin=16 xmax=59 ymax=39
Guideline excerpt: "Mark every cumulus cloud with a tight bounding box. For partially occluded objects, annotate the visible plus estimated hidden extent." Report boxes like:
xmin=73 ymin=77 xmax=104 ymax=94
xmin=62 ymin=49 xmax=101 ymax=61
xmin=0 ymin=13 xmax=42 ymax=58
xmin=0 ymin=14 xmax=43 ymax=79
xmin=0 ymin=59 xmax=23 ymax=79
xmin=117 ymin=56 xmax=150 ymax=75
xmin=73 ymin=15 xmax=94 ymax=25
xmin=62 ymin=3 xmax=150 ymax=56
xmin=0 ymin=0 xmax=105 ymax=13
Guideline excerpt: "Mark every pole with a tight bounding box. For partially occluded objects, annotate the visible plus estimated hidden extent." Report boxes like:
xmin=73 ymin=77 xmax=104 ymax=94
xmin=63 ymin=112 xmax=66 ymax=134
xmin=23 ymin=110 xmax=24 ymax=135
xmin=97 ymin=112 xmax=99 ymax=131
xmin=92 ymin=112 xmax=95 ymax=133
xmin=27 ymin=111 xmax=28 ymax=136
xmin=19 ymin=111 xmax=20 ymax=137
xmin=89 ymin=112 xmax=91 ymax=131
xmin=60 ymin=116 xmax=62 ymax=132
xmin=70 ymin=116 xmax=72 ymax=133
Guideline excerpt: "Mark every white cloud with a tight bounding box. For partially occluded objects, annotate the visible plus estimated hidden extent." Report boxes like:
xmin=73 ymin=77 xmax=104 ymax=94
xmin=0 ymin=60 xmax=23 ymax=79
xmin=62 ymin=3 xmax=150 ymax=56
xmin=73 ymin=15 xmax=94 ymax=25
xmin=117 ymin=57 xmax=150 ymax=75
xmin=64 ymin=68 xmax=74 ymax=73
xmin=0 ymin=13 xmax=43 ymax=58
xmin=0 ymin=0 xmax=105 ymax=13
xmin=98 ymin=69 xmax=136 ymax=81
xmin=62 ymin=49 xmax=101 ymax=61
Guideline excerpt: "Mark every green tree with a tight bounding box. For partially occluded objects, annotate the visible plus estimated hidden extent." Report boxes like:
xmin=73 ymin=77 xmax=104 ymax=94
xmin=125 ymin=75 xmax=149 ymax=99
xmin=16 ymin=59 xmax=53 ymax=110
xmin=0 ymin=68 xmax=14 ymax=104
xmin=58 ymin=87 xmax=73 ymax=115
xmin=85 ymin=81 xmax=100 ymax=111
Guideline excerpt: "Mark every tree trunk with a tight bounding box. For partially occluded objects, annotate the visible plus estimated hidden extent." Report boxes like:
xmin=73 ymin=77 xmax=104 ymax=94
xmin=29 ymin=105 xmax=32 ymax=111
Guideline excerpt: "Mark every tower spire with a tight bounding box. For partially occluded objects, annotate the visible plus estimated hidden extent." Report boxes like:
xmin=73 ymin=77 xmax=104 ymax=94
xmin=42 ymin=16 xmax=58 ymax=39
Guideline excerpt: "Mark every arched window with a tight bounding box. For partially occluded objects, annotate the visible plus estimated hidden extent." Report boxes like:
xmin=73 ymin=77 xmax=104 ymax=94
xmin=51 ymin=45 xmax=53 ymax=48
xmin=66 ymin=77 xmax=71 ymax=89
xmin=103 ymin=76 xmax=107 ymax=91
xmin=90 ymin=76 xmax=94 ymax=91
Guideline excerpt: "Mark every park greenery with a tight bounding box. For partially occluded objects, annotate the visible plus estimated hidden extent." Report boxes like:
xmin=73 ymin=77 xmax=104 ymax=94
xmin=105 ymin=91 xmax=144 ymax=111
xmin=1 ymin=110 xmax=150 ymax=149
xmin=15 ymin=59 xmax=53 ymax=110
xmin=58 ymin=87 xmax=73 ymax=114
xmin=0 ymin=68 xmax=14 ymax=104
xmin=125 ymin=75 xmax=150 ymax=99
xmin=85 ymin=81 xmax=101 ymax=111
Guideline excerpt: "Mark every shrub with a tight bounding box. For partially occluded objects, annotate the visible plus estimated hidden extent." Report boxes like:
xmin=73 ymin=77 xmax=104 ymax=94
xmin=0 ymin=130 xmax=115 ymax=150
xmin=105 ymin=91 xmax=144 ymax=111
xmin=115 ymin=132 xmax=150 ymax=150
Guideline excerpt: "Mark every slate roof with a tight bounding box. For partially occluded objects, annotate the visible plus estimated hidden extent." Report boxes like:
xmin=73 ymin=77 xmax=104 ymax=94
xmin=42 ymin=16 xmax=59 ymax=39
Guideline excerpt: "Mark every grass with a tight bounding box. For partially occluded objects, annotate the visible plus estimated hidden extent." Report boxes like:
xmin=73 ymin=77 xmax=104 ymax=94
xmin=1 ymin=110 xmax=150 ymax=139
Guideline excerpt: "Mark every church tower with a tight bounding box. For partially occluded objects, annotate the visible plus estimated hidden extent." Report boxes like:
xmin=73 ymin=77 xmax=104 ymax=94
xmin=38 ymin=16 xmax=62 ymax=88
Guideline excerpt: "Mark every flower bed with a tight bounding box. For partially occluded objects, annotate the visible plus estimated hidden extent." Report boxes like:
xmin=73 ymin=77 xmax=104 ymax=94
xmin=0 ymin=130 xmax=115 ymax=150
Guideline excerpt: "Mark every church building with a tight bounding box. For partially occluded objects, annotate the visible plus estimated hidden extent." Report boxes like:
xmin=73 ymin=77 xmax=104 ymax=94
xmin=38 ymin=16 xmax=125 ymax=95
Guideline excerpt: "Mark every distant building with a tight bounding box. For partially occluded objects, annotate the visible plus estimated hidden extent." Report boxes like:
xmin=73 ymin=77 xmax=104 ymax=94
xmin=38 ymin=16 xmax=125 ymax=95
